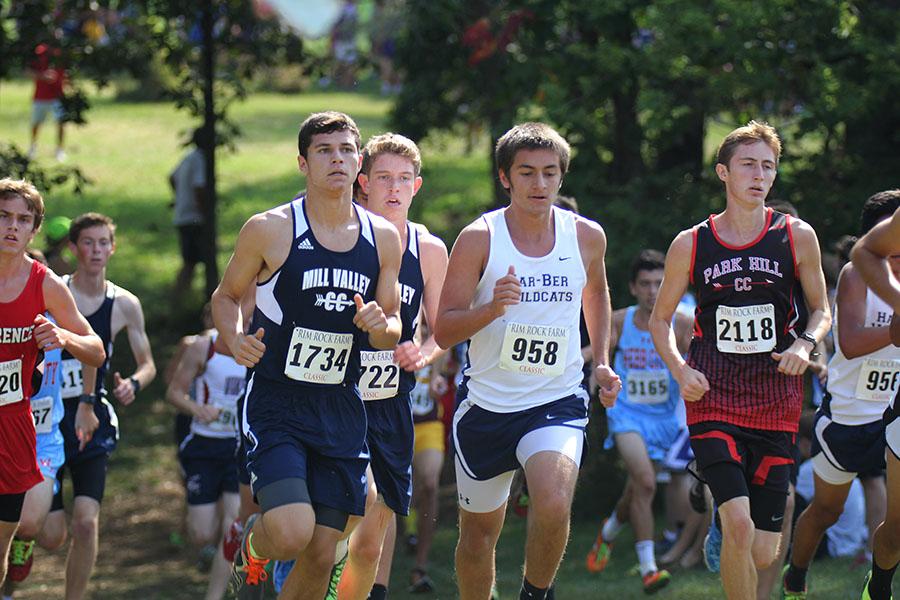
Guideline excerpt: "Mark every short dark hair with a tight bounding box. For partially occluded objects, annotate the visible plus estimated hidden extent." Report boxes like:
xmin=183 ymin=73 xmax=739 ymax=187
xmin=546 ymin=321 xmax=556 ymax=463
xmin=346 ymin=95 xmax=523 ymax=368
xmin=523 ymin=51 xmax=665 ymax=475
xmin=69 ymin=212 xmax=116 ymax=244
xmin=554 ymin=195 xmax=579 ymax=214
xmin=630 ymin=249 xmax=665 ymax=283
xmin=495 ymin=122 xmax=571 ymax=182
xmin=297 ymin=111 xmax=361 ymax=158
xmin=766 ymin=199 xmax=798 ymax=217
xmin=861 ymin=189 xmax=900 ymax=235
xmin=0 ymin=178 xmax=44 ymax=231
xmin=716 ymin=120 xmax=782 ymax=168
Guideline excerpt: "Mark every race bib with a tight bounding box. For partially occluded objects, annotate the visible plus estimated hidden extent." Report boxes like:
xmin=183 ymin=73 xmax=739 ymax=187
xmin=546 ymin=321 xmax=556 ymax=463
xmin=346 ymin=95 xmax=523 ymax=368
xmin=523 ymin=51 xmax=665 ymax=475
xmin=855 ymin=358 xmax=900 ymax=403
xmin=208 ymin=404 xmax=238 ymax=433
xmin=410 ymin=368 xmax=434 ymax=417
xmin=283 ymin=327 xmax=353 ymax=385
xmin=626 ymin=369 xmax=670 ymax=405
xmin=59 ymin=358 xmax=84 ymax=399
xmin=499 ymin=322 xmax=568 ymax=377
xmin=359 ymin=350 xmax=400 ymax=400
xmin=0 ymin=359 xmax=23 ymax=406
xmin=31 ymin=396 xmax=53 ymax=434
xmin=715 ymin=304 xmax=776 ymax=354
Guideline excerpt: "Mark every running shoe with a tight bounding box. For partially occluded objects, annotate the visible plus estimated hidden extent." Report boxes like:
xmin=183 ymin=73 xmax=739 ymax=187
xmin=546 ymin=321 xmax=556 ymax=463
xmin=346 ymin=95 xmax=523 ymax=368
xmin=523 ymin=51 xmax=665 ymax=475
xmin=409 ymin=567 xmax=435 ymax=593
xmin=781 ymin=564 xmax=807 ymax=599
xmin=230 ymin=513 xmax=269 ymax=599
xmin=222 ymin=517 xmax=244 ymax=562
xmin=324 ymin=551 xmax=348 ymax=600
xmin=7 ymin=538 xmax=35 ymax=582
xmin=703 ymin=510 xmax=722 ymax=574
xmin=641 ymin=569 xmax=671 ymax=595
xmin=585 ymin=519 xmax=613 ymax=573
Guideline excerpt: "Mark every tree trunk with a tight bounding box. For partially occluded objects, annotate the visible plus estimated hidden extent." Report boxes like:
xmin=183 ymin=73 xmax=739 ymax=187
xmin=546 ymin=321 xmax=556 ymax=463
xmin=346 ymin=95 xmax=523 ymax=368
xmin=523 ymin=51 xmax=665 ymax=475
xmin=201 ymin=0 xmax=219 ymax=298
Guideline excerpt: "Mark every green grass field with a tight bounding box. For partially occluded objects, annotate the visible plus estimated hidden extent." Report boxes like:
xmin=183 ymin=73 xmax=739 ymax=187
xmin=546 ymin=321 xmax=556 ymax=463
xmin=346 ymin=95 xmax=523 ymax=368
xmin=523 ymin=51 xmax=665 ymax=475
xmin=0 ymin=80 xmax=875 ymax=598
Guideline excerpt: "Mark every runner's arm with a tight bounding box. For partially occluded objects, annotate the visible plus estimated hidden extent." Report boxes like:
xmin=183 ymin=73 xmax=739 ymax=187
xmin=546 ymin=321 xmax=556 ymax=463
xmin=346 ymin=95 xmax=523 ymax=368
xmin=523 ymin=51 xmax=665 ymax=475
xmin=434 ymin=224 xmax=507 ymax=349
xmin=834 ymin=264 xmax=893 ymax=358
xmin=364 ymin=220 xmax=403 ymax=350
xmin=166 ymin=336 xmax=212 ymax=419
xmin=212 ymin=215 xmax=268 ymax=366
xmin=792 ymin=220 xmax=832 ymax=350
xmin=42 ymin=273 xmax=105 ymax=367
xmin=119 ymin=291 xmax=157 ymax=390
xmin=397 ymin=234 xmax=449 ymax=369
xmin=851 ymin=210 xmax=900 ymax=312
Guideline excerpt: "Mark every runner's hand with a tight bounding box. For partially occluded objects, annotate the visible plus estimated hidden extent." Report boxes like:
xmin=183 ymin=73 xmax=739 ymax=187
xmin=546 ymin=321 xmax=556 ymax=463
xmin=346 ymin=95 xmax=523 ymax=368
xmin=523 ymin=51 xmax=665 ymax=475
xmin=353 ymin=294 xmax=389 ymax=335
xmin=772 ymin=341 xmax=810 ymax=376
xmin=430 ymin=373 xmax=449 ymax=399
xmin=595 ymin=364 xmax=622 ymax=408
xmin=33 ymin=314 xmax=66 ymax=351
xmin=194 ymin=404 xmax=221 ymax=425
xmin=394 ymin=341 xmax=426 ymax=371
xmin=677 ymin=364 xmax=710 ymax=402
xmin=489 ymin=265 xmax=521 ymax=318
xmin=232 ymin=328 xmax=265 ymax=368
xmin=75 ymin=403 xmax=99 ymax=452
xmin=112 ymin=372 xmax=136 ymax=406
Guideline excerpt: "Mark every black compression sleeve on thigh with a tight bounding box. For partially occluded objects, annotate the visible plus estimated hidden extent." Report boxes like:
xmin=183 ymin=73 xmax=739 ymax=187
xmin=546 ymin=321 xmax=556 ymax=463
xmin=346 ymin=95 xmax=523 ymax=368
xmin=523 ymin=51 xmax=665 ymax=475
xmin=701 ymin=461 xmax=749 ymax=507
xmin=0 ymin=493 xmax=26 ymax=523
xmin=256 ymin=478 xmax=311 ymax=513
xmin=313 ymin=504 xmax=349 ymax=531
xmin=70 ymin=453 xmax=109 ymax=503
xmin=749 ymin=485 xmax=788 ymax=533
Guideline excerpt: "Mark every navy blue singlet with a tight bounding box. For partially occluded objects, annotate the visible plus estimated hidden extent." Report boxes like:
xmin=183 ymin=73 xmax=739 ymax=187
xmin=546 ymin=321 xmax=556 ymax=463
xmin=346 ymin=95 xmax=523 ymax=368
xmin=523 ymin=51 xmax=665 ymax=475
xmin=252 ymin=197 xmax=381 ymax=389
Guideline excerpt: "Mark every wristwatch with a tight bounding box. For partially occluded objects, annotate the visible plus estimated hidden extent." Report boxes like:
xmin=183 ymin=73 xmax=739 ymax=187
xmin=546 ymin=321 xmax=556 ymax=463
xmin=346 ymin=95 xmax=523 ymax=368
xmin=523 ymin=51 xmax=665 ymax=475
xmin=129 ymin=377 xmax=141 ymax=395
xmin=78 ymin=393 xmax=97 ymax=406
xmin=799 ymin=332 xmax=817 ymax=347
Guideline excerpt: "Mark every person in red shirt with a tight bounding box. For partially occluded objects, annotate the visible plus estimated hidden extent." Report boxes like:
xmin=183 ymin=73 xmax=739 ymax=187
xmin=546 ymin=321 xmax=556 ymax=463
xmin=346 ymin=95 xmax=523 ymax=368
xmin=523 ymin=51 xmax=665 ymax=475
xmin=28 ymin=44 xmax=68 ymax=162
xmin=0 ymin=178 xmax=105 ymax=584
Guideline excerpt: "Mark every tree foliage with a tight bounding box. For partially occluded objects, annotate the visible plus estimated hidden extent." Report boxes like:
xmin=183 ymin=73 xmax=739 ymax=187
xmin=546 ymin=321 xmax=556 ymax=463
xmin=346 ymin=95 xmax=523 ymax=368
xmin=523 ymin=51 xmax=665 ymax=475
xmin=392 ymin=0 xmax=900 ymax=293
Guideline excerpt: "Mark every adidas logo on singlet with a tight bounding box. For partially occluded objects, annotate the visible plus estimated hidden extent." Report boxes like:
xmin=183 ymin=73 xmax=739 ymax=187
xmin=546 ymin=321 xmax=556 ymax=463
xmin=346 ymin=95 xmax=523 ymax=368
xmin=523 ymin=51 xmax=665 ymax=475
xmin=297 ymin=239 xmax=314 ymax=250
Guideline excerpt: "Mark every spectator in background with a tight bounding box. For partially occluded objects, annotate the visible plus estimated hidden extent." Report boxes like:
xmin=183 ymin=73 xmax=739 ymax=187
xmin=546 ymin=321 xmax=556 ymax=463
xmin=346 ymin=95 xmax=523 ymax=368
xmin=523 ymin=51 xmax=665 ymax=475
xmin=28 ymin=43 xmax=68 ymax=162
xmin=43 ymin=216 xmax=73 ymax=276
xmin=169 ymin=128 xmax=216 ymax=301
xmin=331 ymin=0 xmax=359 ymax=88
xmin=369 ymin=0 xmax=402 ymax=95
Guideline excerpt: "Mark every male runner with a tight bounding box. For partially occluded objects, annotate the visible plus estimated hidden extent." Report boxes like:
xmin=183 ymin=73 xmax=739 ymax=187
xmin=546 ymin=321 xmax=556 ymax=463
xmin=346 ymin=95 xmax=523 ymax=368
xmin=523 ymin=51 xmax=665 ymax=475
xmin=168 ymin=325 xmax=247 ymax=600
xmin=3 ymin=252 xmax=98 ymax=598
xmin=851 ymin=203 xmax=900 ymax=600
xmin=48 ymin=211 xmax=157 ymax=600
xmin=0 ymin=178 xmax=105 ymax=584
xmin=783 ymin=191 xmax=900 ymax=599
xmin=435 ymin=122 xmax=621 ymax=600
xmin=332 ymin=132 xmax=448 ymax=600
xmin=649 ymin=121 xmax=831 ymax=599
xmin=586 ymin=248 xmax=692 ymax=593
xmin=212 ymin=111 xmax=402 ymax=599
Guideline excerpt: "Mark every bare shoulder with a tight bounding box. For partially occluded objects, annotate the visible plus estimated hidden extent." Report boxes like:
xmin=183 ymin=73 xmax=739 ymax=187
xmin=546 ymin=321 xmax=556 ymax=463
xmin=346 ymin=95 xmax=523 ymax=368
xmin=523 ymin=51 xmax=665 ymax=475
xmin=674 ymin=310 xmax=694 ymax=332
xmin=575 ymin=216 xmax=607 ymax=244
xmin=418 ymin=229 xmax=449 ymax=259
xmin=369 ymin=211 xmax=402 ymax=246
xmin=611 ymin=307 xmax=628 ymax=327
xmin=666 ymin=228 xmax=695 ymax=263
xmin=112 ymin=284 xmax=146 ymax=323
xmin=241 ymin=204 xmax=292 ymax=242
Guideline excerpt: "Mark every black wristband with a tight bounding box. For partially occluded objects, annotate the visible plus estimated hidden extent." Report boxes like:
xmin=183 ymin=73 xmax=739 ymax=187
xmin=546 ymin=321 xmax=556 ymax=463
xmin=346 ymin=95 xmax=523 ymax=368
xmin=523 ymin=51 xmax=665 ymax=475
xmin=799 ymin=332 xmax=817 ymax=347
xmin=78 ymin=393 xmax=97 ymax=406
xmin=129 ymin=377 xmax=141 ymax=395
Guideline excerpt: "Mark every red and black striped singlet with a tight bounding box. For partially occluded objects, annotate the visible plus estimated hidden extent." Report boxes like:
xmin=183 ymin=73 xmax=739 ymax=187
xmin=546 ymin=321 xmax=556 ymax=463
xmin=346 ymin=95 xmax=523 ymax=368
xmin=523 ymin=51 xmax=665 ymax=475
xmin=686 ymin=208 xmax=808 ymax=432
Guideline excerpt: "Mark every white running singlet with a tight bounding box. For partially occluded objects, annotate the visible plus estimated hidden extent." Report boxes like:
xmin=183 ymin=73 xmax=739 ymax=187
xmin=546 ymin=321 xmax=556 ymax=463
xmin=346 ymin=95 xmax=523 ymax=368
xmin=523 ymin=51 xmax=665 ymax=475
xmin=463 ymin=206 xmax=586 ymax=413
xmin=826 ymin=288 xmax=900 ymax=425
xmin=191 ymin=334 xmax=248 ymax=438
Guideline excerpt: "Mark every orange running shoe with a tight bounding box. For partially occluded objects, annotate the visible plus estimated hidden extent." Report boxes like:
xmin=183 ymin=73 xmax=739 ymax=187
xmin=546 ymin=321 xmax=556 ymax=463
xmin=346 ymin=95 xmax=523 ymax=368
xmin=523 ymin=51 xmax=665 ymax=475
xmin=230 ymin=514 xmax=270 ymax=598
xmin=641 ymin=569 xmax=671 ymax=595
xmin=585 ymin=520 xmax=613 ymax=573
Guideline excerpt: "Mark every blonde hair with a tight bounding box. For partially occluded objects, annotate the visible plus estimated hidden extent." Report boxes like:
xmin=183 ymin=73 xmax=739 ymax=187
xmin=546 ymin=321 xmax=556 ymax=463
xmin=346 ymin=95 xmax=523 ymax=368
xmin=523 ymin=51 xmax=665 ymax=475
xmin=0 ymin=178 xmax=44 ymax=231
xmin=361 ymin=133 xmax=422 ymax=176
xmin=716 ymin=120 xmax=782 ymax=167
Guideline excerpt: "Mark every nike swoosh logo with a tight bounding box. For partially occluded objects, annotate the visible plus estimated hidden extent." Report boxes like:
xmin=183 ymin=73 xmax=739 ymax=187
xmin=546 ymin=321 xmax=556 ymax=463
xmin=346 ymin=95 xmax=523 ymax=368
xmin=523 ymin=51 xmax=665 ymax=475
xmin=558 ymin=257 xmax=571 ymax=261
xmin=546 ymin=414 xmax=556 ymax=420
xmin=771 ymin=514 xmax=784 ymax=522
